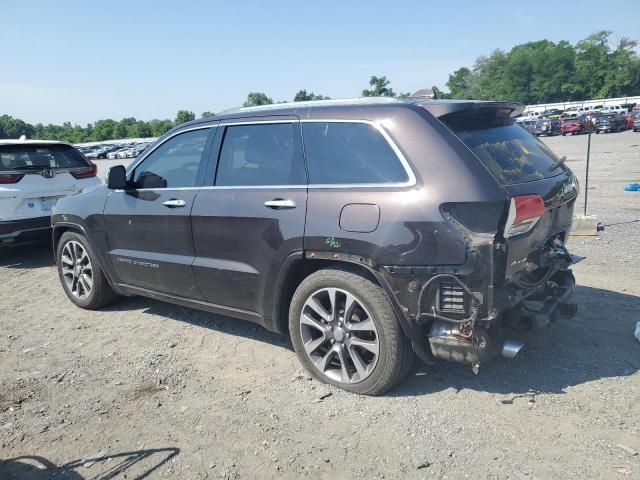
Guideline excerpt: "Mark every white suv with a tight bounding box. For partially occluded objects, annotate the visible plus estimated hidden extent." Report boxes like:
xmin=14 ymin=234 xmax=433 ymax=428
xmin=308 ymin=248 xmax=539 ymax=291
xmin=0 ymin=138 xmax=101 ymax=245
xmin=600 ymin=105 xmax=624 ymax=114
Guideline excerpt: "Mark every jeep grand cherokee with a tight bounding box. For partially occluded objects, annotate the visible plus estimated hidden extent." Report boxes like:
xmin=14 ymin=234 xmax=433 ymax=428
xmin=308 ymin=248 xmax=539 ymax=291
xmin=52 ymin=97 xmax=580 ymax=395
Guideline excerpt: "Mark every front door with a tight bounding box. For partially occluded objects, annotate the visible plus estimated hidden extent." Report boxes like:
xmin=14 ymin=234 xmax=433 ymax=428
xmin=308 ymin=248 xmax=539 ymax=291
xmin=191 ymin=119 xmax=307 ymax=317
xmin=104 ymin=127 xmax=216 ymax=299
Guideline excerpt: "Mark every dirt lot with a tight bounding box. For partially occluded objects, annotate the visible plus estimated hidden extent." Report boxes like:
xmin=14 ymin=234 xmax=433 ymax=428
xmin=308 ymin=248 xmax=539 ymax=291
xmin=1 ymin=130 xmax=639 ymax=479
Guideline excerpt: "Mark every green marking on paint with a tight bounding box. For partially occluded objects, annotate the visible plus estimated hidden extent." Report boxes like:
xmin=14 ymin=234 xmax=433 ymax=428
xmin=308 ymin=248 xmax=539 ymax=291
xmin=325 ymin=237 xmax=342 ymax=249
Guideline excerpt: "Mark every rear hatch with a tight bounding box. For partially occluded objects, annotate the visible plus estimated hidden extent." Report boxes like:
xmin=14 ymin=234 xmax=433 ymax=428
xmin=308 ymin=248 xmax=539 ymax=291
xmin=436 ymin=104 xmax=578 ymax=280
xmin=0 ymin=143 xmax=97 ymax=221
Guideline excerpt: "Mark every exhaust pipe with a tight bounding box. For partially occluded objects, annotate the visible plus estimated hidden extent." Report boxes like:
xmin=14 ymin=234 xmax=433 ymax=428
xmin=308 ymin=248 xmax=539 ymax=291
xmin=501 ymin=340 xmax=524 ymax=359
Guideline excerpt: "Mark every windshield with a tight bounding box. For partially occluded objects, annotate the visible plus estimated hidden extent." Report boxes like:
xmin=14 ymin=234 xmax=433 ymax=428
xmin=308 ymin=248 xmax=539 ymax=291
xmin=0 ymin=144 xmax=88 ymax=171
xmin=444 ymin=118 xmax=568 ymax=185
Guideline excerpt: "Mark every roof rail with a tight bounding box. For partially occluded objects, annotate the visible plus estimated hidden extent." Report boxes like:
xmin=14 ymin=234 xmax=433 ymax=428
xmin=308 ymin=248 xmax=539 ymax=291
xmin=220 ymin=97 xmax=405 ymax=115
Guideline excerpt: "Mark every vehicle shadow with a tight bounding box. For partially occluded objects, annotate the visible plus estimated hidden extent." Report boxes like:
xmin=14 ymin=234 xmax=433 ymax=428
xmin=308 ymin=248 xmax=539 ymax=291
xmin=0 ymin=447 xmax=179 ymax=479
xmin=395 ymin=285 xmax=640 ymax=397
xmin=0 ymin=241 xmax=54 ymax=269
xmin=104 ymin=296 xmax=294 ymax=351
xmin=105 ymin=285 xmax=638 ymax=397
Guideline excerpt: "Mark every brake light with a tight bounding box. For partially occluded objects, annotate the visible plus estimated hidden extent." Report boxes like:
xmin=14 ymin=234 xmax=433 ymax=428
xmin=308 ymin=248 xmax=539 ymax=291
xmin=504 ymin=195 xmax=545 ymax=238
xmin=71 ymin=162 xmax=97 ymax=179
xmin=0 ymin=173 xmax=25 ymax=184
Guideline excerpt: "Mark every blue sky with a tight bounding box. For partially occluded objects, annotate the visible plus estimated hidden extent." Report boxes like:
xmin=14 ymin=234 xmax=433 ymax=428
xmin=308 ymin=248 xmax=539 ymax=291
xmin=2 ymin=0 xmax=639 ymax=124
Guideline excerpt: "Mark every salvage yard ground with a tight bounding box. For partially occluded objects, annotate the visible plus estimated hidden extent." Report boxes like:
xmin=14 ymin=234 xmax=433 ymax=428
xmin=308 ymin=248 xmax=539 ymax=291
xmin=1 ymin=131 xmax=639 ymax=479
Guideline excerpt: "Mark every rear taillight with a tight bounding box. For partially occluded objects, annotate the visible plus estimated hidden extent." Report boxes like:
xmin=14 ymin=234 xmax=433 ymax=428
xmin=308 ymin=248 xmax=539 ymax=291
xmin=71 ymin=162 xmax=97 ymax=179
xmin=0 ymin=173 xmax=25 ymax=184
xmin=504 ymin=194 xmax=545 ymax=238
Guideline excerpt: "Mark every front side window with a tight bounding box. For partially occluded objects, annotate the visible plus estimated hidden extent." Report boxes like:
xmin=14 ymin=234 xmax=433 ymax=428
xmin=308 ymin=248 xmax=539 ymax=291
xmin=215 ymin=123 xmax=304 ymax=186
xmin=132 ymin=128 xmax=210 ymax=189
xmin=302 ymin=122 xmax=409 ymax=185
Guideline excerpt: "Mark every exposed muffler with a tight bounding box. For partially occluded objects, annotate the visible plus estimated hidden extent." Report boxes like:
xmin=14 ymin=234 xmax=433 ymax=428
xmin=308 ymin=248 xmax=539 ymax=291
xmin=501 ymin=340 xmax=524 ymax=358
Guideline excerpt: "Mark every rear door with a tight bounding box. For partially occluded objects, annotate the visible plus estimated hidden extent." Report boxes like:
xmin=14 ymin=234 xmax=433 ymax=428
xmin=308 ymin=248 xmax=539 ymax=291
xmin=191 ymin=118 xmax=307 ymax=317
xmin=442 ymin=113 xmax=578 ymax=278
xmin=103 ymin=126 xmax=216 ymax=298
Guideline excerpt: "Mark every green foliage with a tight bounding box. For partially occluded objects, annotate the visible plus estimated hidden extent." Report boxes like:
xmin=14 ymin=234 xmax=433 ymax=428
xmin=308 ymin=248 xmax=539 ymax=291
xmin=0 ymin=115 xmax=35 ymax=139
xmin=0 ymin=114 xmax=180 ymax=143
xmin=445 ymin=31 xmax=640 ymax=103
xmin=201 ymin=111 xmax=215 ymax=118
xmin=243 ymin=92 xmax=273 ymax=107
xmin=362 ymin=76 xmax=396 ymax=97
xmin=174 ymin=110 xmax=196 ymax=125
xmin=293 ymin=90 xmax=329 ymax=102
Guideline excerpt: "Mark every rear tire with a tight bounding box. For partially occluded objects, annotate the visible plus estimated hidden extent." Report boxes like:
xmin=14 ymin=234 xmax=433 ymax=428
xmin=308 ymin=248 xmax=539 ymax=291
xmin=289 ymin=268 xmax=413 ymax=395
xmin=56 ymin=231 xmax=118 ymax=309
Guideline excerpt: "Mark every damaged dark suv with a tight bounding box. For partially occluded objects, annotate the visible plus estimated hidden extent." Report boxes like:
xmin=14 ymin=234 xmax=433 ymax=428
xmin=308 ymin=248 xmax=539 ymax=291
xmin=52 ymin=97 xmax=580 ymax=395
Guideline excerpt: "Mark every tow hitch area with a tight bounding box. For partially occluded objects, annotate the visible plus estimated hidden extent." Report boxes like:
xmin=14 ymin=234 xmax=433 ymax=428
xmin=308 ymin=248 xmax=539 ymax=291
xmin=513 ymin=269 xmax=577 ymax=331
xmin=405 ymin=234 xmax=584 ymax=372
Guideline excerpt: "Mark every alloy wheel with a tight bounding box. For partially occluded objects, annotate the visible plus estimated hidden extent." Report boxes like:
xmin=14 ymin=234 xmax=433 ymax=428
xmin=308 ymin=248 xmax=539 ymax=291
xmin=61 ymin=240 xmax=93 ymax=300
xmin=299 ymin=288 xmax=379 ymax=384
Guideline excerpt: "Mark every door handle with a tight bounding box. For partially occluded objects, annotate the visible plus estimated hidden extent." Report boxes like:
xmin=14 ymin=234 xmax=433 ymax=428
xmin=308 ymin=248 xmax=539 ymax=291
xmin=163 ymin=199 xmax=186 ymax=208
xmin=264 ymin=199 xmax=297 ymax=209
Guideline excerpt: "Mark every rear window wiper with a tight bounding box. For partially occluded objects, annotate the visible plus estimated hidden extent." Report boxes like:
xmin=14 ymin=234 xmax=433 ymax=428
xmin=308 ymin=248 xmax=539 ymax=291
xmin=549 ymin=155 xmax=566 ymax=171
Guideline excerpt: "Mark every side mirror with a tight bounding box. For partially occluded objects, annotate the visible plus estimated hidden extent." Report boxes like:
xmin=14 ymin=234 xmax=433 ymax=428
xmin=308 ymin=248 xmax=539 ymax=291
xmin=107 ymin=165 xmax=128 ymax=189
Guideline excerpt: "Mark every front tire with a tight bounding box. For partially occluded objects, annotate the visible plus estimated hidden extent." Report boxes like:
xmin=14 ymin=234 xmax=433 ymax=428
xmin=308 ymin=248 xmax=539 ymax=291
xmin=56 ymin=231 xmax=118 ymax=309
xmin=289 ymin=269 xmax=413 ymax=395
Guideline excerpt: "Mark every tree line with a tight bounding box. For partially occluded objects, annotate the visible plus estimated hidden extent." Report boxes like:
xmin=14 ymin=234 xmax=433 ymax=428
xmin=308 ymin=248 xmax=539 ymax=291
xmin=445 ymin=30 xmax=640 ymax=104
xmin=1 ymin=31 xmax=638 ymax=144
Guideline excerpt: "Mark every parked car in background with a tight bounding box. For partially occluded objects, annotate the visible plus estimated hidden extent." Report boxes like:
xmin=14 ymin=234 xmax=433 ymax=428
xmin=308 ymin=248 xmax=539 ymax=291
xmin=563 ymin=106 xmax=595 ymax=118
xmin=561 ymin=116 xmax=587 ymax=135
xmin=632 ymin=113 xmax=640 ymax=132
xmin=542 ymin=108 xmax=564 ymax=119
xmin=0 ymin=138 xmax=100 ymax=245
xmin=517 ymin=118 xmax=537 ymax=134
xmin=534 ymin=118 xmax=561 ymax=136
xmin=595 ymin=113 xmax=624 ymax=133
xmin=51 ymin=97 xmax=580 ymax=395
xmin=623 ymin=113 xmax=635 ymax=130
xmin=599 ymin=105 xmax=624 ymax=115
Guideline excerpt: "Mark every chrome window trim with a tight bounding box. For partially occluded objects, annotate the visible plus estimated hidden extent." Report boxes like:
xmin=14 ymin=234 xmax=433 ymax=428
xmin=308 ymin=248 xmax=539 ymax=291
xmin=120 ymin=119 xmax=417 ymax=191
xmin=300 ymin=119 xmax=416 ymax=188
xmin=125 ymin=125 xmax=217 ymax=175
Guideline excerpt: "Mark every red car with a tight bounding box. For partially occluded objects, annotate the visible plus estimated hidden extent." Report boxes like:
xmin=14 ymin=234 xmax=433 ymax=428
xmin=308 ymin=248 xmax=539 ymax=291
xmin=561 ymin=117 xmax=587 ymax=135
xmin=623 ymin=113 xmax=635 ymax=130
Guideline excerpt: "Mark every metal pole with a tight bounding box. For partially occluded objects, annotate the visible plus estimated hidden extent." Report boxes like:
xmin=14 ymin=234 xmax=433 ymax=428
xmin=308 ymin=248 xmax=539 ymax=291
xmin=584 ymin=128 xmax=592 ymax=216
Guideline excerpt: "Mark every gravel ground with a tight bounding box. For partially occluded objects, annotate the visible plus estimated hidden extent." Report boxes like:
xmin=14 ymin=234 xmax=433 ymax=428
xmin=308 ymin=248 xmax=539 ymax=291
xmin=1 ymin=130 xmax=639 ymax=479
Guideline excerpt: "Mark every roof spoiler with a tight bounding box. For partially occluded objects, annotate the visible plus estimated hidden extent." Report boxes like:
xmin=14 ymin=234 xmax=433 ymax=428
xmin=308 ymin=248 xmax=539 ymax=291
xmin=411 ymin=99 xmax=525 ymax=119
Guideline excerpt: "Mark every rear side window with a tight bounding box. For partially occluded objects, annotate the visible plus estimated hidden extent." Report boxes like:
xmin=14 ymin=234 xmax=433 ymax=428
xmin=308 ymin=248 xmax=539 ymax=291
xmin=302 ymin=122 xmax=409 ymax=185
xmin=0 ymin=144 xmax=87 ymax=171
xmin=215 ymin=123 xmax=305 ymax=186
xmin=444 ymin=118 xmax=568 ymax=185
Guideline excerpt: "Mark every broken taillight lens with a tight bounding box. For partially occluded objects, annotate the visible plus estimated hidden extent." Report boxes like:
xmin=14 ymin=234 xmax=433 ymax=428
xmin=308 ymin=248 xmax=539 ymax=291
xmin=71 ymin=162 xmax=97 ymax=179
xmin=0 ymin=173 xmax=25 ymax=184
xmin=504 ymin=194 xmax=545 ymax=238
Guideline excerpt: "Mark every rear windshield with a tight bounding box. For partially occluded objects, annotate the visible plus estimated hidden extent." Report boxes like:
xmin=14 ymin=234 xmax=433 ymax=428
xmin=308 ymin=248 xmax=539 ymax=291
xmin=444 ymin=118 xmax=567 ymax=185
xmin=0 ymin=144 xmax=88 ymax=172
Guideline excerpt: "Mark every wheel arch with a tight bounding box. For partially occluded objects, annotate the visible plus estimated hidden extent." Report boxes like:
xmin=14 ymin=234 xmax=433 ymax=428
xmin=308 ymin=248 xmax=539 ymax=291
xmin=270 ymin=255 xmax=415 ymax=342
xmin=52 ymin=223 xmax=90 ymax=260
